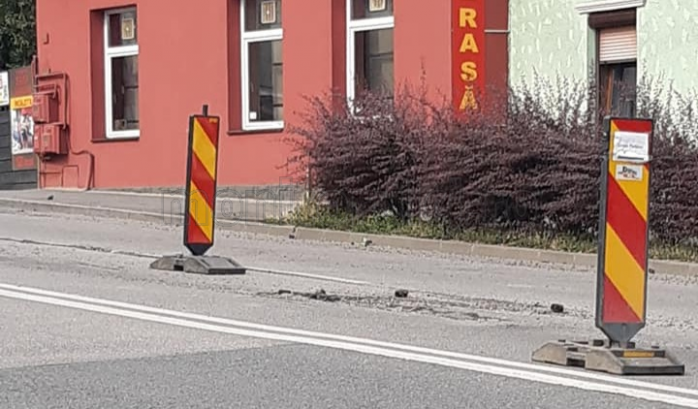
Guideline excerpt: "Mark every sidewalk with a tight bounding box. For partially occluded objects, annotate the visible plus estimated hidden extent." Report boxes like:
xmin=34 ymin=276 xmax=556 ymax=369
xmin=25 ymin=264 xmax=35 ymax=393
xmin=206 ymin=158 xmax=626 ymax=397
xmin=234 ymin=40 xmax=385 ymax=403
xmin=0 ymin=189 xmax=300 ymax=222
xmin=0 ymin=188 xmax=696 ymax=277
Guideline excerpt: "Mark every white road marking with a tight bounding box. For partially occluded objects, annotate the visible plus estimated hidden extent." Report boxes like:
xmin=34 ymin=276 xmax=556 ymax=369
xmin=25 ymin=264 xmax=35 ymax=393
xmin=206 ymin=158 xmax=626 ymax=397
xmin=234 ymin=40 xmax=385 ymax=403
xmin=246 ymin=266 xmax=371 ymax=286
xmin=3 ymin=282 xmax=693 ymax=397
xmin=506 ymin=284 xmax=534 ymax=289
xmin=0 ymin=284 xmax=696 ymax=407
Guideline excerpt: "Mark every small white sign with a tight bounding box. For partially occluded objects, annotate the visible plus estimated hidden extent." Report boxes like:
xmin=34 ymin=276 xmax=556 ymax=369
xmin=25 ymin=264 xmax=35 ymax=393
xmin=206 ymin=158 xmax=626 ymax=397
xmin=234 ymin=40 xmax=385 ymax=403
xmin=249 ymin=111 xmax=258 ymax=120
xmin=0 ymin=71 xmax=9 ymax=107
xmin=121 ymin=17 xmax=135 ymax=40
xmin=260 ymin=1 xmax=277 ymax=24
xmin=615 ymin=164 xmax=643 ymax=182
xmin=613 ymin=131 xmax=650 ymax=163
xmin=369 ymin=0 xmax=387 ymax=12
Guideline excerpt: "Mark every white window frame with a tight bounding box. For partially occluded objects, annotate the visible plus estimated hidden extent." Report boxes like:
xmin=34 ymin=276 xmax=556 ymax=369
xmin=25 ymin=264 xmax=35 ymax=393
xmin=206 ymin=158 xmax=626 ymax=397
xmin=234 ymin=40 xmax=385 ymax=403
xmin=346 ymin=0 xmax=394 ymax=109
xmin=104 ymin=7 xmax=140 ymax=139
xmin=240 ymin=0 xmax=284 ymax=131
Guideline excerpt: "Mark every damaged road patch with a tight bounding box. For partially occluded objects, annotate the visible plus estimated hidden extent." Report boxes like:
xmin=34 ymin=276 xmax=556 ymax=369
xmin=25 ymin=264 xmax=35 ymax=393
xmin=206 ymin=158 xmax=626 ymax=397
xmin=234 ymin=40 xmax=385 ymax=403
xmin=259 ymin=288 xmax=508 ymax=323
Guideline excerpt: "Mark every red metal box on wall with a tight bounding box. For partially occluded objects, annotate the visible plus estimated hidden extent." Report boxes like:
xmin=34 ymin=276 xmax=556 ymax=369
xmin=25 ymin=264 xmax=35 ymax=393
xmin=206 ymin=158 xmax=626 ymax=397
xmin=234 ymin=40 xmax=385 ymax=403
xmin=33 ymin=92 xmax=60 ymax=124
xmin=34 ymin=124 xmax=67 ymax=155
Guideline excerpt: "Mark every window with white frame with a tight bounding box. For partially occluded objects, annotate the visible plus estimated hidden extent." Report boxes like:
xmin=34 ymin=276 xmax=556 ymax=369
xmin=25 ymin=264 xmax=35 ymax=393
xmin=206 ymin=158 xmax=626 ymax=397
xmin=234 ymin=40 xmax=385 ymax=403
xmin=104 ymin=7 xmax=139 ymax=139
xmin=347 ymin=0 xmax=394 ymax=104
xmin=241 ymin=0 xmax=283 ymax=130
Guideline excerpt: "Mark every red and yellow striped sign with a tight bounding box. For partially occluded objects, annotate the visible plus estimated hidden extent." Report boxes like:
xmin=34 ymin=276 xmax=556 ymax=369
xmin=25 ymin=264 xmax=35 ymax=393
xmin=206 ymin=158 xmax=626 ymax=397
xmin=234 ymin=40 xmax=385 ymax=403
xmin=597 ymin=118 xmax=653 ymax=341
xmin=184 ymin=114 xmax=221 ymax=256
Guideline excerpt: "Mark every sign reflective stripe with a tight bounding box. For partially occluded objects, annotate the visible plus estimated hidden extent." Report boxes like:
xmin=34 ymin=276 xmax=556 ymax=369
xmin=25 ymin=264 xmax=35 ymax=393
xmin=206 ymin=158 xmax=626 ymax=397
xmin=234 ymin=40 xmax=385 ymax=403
xmin=604 ymin=224 xmax=644 ymax=321
xmin=188 ymin=180 xmax=214 ymax=242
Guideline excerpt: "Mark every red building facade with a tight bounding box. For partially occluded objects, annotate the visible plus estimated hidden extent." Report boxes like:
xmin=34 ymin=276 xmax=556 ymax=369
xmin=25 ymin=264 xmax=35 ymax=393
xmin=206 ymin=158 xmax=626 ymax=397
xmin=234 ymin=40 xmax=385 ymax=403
xmin=34 ymin=0 xmax=508 ymax=190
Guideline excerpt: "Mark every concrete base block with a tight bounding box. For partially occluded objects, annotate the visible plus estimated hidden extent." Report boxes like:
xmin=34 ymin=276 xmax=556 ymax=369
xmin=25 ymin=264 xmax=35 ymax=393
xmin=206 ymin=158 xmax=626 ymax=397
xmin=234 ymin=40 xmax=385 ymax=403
xmin=150 ymin=254 xmax=246 ymax=275
xmin=532 ymin=339 xmax=685 ymax=376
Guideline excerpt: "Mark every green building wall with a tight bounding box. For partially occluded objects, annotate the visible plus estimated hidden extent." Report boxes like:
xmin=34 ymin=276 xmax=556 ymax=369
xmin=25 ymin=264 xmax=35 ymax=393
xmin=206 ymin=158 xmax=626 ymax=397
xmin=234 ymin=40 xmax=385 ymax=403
xmin=638 ymin=0 xmax=698 ymax=96
xmin=508 ymin=0 xmax=590 ymax=89
xmin=509 ymin=0 xmax=697 ymax=107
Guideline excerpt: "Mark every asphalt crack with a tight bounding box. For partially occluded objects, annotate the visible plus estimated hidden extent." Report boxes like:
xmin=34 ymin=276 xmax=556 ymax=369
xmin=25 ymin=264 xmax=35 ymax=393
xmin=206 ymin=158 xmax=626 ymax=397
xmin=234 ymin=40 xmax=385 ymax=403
xmin=258 ymin=288 xmax=509 ymax=323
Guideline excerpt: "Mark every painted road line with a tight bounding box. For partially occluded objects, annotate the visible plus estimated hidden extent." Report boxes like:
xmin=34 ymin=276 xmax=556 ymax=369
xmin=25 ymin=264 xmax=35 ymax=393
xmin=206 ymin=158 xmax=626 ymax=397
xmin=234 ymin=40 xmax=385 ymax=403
xmin=1 ymin=283 xmax=696 ymax=397
xmin=246 ymin=266 xmax=371 ymax=286
xmin=0 ymin=287 xmax=696 ymax=408
xmin=1 ymin=283 xmax=697 ymax=403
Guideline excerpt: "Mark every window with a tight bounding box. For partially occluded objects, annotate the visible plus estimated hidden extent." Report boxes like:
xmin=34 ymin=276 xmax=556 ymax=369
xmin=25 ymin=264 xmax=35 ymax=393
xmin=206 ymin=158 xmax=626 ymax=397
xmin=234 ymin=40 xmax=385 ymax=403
xmin=596 ymin=24 xmax=637 ymax=117
xmin=347 ymin=0 xmax=394 ymax=105
xmin=241 ymin=0 xmax=283 ymax=130
xmin=104 ymin=8 xmax=139 ymax=139
xmin=600 ymin=62 xmax=637 ymax=117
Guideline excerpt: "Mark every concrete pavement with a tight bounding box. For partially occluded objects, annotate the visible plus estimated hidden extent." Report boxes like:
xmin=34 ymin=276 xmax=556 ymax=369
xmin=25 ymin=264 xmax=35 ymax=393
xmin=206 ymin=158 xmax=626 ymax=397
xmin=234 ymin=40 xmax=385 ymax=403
xmin=1 ymin=209 xmax=698 ymax=407
xmin=0 ymin=188 xmax=300 ymax=222
xmin=0 ymin=188 xmax=696 ymax=276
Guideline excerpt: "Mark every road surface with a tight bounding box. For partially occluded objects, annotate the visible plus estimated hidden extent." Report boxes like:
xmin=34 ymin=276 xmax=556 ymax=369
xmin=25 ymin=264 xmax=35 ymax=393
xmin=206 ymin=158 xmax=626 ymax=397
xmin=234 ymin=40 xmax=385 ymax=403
xmin=1 ymin=208 xmax=697 ymax=408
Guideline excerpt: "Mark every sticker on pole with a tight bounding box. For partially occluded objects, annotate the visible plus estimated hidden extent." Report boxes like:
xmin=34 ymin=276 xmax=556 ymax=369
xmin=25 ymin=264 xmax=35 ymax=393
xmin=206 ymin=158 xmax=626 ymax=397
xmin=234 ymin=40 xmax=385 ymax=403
xmin=612 ymin=131 xmax=650 ymax=163
xmin=615 ymin=164 xmax=643 ymax=182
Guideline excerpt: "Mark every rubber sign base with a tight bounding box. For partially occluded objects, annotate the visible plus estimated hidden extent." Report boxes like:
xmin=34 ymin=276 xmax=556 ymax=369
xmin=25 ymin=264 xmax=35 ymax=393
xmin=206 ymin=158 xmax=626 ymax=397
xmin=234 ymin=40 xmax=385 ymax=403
xmin=150 ymin=254 xmax=246 ymax=275
xmin=532 ymin=339 xmax=685 ymax=376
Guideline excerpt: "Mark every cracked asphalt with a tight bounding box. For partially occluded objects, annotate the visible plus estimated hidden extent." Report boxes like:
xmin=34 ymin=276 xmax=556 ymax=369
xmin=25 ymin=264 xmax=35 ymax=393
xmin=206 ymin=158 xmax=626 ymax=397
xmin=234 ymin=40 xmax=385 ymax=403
xmin=1 ymin=208 xmax=697 ymax=408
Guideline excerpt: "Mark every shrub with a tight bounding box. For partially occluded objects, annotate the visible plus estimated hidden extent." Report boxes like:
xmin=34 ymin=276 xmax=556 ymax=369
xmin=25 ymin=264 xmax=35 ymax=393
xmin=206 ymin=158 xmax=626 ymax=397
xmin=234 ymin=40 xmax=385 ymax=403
xmin=288 ymin=73 xmax=698 ymax=247
xmin=288 ymin=84 xmax=434 ymax=220
xmin=417 ymin=77 xmax=602 ymax=236
xmin=636 ymin=77 xmax=698 ymax=245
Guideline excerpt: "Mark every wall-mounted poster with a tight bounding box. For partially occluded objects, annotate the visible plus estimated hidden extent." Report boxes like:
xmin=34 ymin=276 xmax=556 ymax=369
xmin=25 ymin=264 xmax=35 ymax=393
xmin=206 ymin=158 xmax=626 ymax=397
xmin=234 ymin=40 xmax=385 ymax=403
xmin=9 ymin=66 xmax=37 ymax=170
xmin=10 ymin=96 xmax=34 ymax=155
xmin=0 ymin=71 xmax=9 ymax=106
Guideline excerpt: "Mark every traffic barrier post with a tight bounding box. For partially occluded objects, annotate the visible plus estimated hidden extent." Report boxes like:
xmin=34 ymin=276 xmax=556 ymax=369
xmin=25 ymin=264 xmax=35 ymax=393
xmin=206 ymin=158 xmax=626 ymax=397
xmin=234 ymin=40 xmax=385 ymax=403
xmin=150 ymin=105 xmax=245 ymax=275
xmin=531 ymin=116 xmax=684 ymax=376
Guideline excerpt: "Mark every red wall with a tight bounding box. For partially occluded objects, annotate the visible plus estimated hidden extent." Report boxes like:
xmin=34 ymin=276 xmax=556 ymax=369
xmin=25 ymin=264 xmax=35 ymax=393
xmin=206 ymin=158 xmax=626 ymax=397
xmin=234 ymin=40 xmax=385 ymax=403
xmin=394 ymin=1 xmax=452 ymax=100
xmin=36 ymin=0 xmax=505 ymax=190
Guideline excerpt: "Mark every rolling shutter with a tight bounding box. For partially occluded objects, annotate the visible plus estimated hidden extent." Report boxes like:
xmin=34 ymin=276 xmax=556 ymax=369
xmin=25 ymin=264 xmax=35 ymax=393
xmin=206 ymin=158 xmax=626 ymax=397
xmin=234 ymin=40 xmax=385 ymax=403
xmin=599 ymin=26 xmax=637 ymax=63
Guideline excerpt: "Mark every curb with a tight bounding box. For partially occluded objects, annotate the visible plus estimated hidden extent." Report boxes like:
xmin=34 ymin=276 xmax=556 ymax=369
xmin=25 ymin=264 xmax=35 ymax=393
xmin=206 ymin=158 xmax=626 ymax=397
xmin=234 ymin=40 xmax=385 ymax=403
xmin=2 ymin=198 xmax=697 ymax=278
xmin=0 ymin=190 xmax=301 ymax=222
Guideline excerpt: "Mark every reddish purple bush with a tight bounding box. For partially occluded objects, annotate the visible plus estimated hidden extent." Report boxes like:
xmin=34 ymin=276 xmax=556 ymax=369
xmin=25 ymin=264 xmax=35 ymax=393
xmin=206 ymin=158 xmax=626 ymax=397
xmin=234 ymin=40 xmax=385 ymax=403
xmin=636 ymin=78 xmax=698 ymax=244
xmin=289 ymin=75 xmax=698 ymax=245
xmin=288 ymin=85 xmax=429 ymax=220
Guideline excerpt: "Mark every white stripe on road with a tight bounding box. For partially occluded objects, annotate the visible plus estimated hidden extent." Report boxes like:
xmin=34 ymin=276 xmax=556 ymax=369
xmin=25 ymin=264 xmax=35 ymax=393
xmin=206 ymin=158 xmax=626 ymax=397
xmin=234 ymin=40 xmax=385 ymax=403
xmin=246 ymin=266 xmax=371 ymax=286
xmin=0 ymin=286 xmax=696 ymax=407
xmin=2 ymin=282 xmax=694 ymax=398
